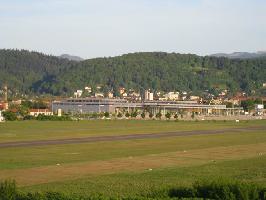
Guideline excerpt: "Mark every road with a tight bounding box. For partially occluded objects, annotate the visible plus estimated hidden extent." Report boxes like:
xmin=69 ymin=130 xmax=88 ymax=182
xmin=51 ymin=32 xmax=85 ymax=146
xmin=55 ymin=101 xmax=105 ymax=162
xmin=0 ymin=126 xmax=265 ymax=148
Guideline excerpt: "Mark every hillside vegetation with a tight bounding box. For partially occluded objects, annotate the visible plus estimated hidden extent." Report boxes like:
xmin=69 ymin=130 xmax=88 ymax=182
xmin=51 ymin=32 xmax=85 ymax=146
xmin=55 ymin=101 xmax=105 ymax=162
xmin=0 ymin=49 xmax=265 ymax=96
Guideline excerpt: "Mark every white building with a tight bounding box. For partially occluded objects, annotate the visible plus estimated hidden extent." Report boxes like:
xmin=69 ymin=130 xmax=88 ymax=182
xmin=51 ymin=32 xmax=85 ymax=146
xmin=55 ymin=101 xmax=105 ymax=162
xmin=85 ymin=87 xmax=92 ymax=93
xmin=190 ymin=96 xmax=200 ymax=101
xmin=95 ymin=93 xmax=104 ymax=98
xmin=74 ymin=90 xmax=83 ymax=98
xmin=0 ymin=111 xmax=4 ymax=122
xmin=165 ymin=92 xmax=179 ymax=100
xmin=29 ymin=109 xmax=53 ymax=117
xmin=108 ymin=92 xmax=114 ymax=98
xmin=255 ymin=104 xmax=264 ymax=116
xmin=145 ymin=90 xmax=154 ymax=101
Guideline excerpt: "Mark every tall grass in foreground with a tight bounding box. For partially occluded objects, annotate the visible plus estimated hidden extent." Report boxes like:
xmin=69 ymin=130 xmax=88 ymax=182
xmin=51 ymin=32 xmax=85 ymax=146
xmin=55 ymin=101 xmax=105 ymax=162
xmin=1 ymin=179 xmax=266 ymax=200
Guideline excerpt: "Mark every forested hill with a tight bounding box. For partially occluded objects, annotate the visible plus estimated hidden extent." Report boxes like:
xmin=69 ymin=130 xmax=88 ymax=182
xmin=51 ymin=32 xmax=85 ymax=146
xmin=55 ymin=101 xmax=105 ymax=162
xmin=0 ymin=49 xmax=76 ymax=95
xmin=0 ymin=49 xmax=265 ymax=97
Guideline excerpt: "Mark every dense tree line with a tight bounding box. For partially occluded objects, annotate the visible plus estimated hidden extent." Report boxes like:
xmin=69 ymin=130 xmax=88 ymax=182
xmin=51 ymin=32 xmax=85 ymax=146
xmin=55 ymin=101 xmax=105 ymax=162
xmin=0 ymin=50 xmax=265 ymax=97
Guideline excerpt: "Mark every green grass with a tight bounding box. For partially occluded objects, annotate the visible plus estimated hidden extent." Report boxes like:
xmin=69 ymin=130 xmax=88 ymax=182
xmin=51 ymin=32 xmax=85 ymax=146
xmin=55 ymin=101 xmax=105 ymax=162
xmin=0 ymin=120 xmax=264 ymax=142
xmin=0 ymin=129 xmax=265 ymax=169
xmin=0 ymin=120 xmax=265 ymax=198
xmin=22 ymin=156 xmax=266 ymax=198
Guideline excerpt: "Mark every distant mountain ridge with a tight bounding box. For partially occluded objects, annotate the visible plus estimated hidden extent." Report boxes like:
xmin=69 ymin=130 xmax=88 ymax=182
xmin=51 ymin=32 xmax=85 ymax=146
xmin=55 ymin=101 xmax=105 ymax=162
xmin=59 ymin=54 xmax=84 ymax=61
xmin=211 ymin=51 xmax=266 ymax=59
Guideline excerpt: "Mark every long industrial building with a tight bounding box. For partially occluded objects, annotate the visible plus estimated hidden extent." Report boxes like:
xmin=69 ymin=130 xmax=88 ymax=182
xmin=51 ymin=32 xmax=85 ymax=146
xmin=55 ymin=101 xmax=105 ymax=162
xmin=52 ymin=98 xmax=243 ymax=115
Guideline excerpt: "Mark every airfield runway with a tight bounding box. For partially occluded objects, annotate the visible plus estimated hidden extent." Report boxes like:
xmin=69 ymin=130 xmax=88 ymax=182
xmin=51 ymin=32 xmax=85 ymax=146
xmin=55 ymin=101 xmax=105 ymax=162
xmin=0 ymin=126 xmax=265 ymax=148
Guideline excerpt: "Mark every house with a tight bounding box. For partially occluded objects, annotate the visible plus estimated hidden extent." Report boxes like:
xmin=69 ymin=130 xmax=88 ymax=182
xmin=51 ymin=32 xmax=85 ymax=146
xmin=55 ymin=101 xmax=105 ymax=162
xmin=84 ymin=86 xmax=92 ymax=93
xmin=119 ymin=87 xmax=126 ymax=95
xmin=95 ymin=93 xmax=104 ymax=98
xmin=96 ymin=85 xmax=102 ymax=90
xmin=74 ymin=90 xmax=83 ymax=98
xmin=122 ymin=92 xmax=128 ymax=97
xmin=0 ymin=102 xmax=8 ymax=110
xmin=108 ymin=92 xmax=114 ymax=98
xmin=189 ymin=96 xmax=200 ymax=101
xmin=165 ymin=92 xmax=179 ymax=100
xmin=144 ymin=90 xmax=154 ymax=101
xmin=29 ymin=109 xmax=53 ymax=117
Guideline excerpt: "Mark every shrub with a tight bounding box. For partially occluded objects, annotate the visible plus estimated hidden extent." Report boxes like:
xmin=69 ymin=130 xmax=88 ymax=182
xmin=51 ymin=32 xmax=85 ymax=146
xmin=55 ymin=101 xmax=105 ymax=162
xmin=168 ymin=179 xmax=265 ymax=200
xmin=156 ymin=112 xmax=162 ymax=119
xmin=125 ymin=112 xmax=130 ymax=118
xmin=36 ymin=114 xmax=71 ymax=121
xmin=149 ymin=113 xmax=153 ymax=119
xmin=165 ymin=112 xmax=171 ymax=120
xmin=23 ymin=115 xmax=35 ymax=120
xmin=141 ymin=112 xmax=146 ymax=119
xmin=104 ymin=112 xmax=110 ymax=118
xmin=131 ymin=111 xmax=138 ymax=118
xmin=0 ymin=180 xmax=17 ymax=200
xmin=191 ymin=112 xmax=195 ymax=119
xmin=2 ymin=111 xmax=17 ymax=121
xmin=117 ymin=112 xmax=123 ymax=118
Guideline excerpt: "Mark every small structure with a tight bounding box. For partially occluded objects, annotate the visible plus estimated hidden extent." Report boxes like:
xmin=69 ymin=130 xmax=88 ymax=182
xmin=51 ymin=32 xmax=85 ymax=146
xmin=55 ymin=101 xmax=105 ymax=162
xmin=95 ymin=93 xmax=104 ymax=98
xmin=57 ymin=109 xmax=62 ymax=117
xmin=29 ymin=109 xmax=53 ymax=117
xmin=84 ymin=86 xmax=92 ymax=93
xmin=145 ymin=90 xmax=154 ymax=101
xmin=190 ymin=96 xmax=200 ymax=101
xmin=108 ymin=92 xmax=114 ymax=98
xmin=119 ymin=87 xmax=126 ymax=95
xmin=255 ymin=104 xmax=264 ymax=116
xmin=165 ymin=92 xmax=179 ymax=100
xmin=0 ymin=111 xmax=4 ymax=122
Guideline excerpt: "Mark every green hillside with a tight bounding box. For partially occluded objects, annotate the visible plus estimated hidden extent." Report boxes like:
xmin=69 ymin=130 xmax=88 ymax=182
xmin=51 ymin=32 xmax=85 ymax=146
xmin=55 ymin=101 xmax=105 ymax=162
xmin=0 ymin=50 xmax=265 ymax=97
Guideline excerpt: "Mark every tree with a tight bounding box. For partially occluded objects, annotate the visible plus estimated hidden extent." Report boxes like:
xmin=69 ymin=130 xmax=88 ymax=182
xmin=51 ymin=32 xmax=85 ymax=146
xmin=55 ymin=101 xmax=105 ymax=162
xmin=104 ymin=112 xmax=110 ymax=118
xmin=125 ymin=112 xmax=130 ymax=118
xmin=18 ymin=106 xmax=29 ymax=117
xmin=117 ymin=112 xmax=123 ymax=118
xmin=191 ymin=112 xmax=195 ymax=119
xmin=165 ymin=112 xmax=171 ymax=120
xmin=2 ymin=111 xmax=17 ymax=121
xmin=131 ymin=111 xmax=138 ymax=118
xmin=156 ymin=112 xmax=162 ymax=119
xmin=241 ymin=100 xmax=255 ymax=111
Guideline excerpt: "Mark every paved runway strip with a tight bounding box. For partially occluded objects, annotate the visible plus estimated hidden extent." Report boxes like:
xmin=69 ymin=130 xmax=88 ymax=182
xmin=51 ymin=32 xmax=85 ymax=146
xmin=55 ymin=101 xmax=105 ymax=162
xmin=0 ymin=126 xmax=265 ymax=148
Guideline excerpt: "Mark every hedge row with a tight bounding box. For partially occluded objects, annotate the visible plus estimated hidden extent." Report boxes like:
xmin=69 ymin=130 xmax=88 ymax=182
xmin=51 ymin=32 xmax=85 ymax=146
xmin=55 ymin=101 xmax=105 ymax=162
xmin=1 ymin=180 xmax=265 ymax=200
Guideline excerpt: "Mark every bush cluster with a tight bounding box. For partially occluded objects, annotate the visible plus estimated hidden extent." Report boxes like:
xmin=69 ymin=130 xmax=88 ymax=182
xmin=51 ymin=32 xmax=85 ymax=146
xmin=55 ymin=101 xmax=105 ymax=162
xmin=1 ymin=180 xmax=266 ymax=200
xmin=24 ymin=114 xmax=72 ymax=121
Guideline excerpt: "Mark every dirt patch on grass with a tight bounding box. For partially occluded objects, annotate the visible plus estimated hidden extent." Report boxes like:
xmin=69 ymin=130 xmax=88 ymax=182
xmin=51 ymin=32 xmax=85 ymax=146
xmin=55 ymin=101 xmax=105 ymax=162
xmin=0 ymin=143 xmax=265 ymax=186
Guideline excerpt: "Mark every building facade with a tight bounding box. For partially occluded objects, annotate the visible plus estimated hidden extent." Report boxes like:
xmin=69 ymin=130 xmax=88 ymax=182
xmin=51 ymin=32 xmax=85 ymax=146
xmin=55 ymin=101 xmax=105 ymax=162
xmin=52 ymin=98 xmax=242 ymax=116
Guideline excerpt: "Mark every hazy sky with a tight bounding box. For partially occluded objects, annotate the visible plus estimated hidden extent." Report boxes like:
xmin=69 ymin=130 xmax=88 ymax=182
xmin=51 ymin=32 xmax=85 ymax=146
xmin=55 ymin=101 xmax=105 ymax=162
xmin=0 ymin=0 xmax=265 ymax=58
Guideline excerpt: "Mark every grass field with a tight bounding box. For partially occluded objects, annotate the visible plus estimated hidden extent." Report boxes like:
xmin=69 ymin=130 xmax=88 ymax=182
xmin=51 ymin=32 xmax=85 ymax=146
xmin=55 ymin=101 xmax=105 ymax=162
xmin=0 ymin=120 xmax=266 ymax=198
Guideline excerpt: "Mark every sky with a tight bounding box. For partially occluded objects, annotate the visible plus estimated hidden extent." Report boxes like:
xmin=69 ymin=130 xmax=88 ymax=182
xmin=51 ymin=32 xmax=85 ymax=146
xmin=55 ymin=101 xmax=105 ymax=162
xmin=0 ymin=0 xmax=266 ymax=59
